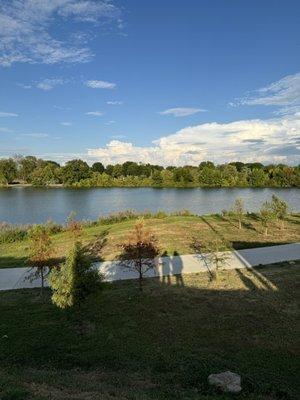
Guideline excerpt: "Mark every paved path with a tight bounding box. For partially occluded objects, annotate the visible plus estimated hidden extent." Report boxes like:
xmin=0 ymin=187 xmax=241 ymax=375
xmin=0 ymin=243 xmax=299 ymax=291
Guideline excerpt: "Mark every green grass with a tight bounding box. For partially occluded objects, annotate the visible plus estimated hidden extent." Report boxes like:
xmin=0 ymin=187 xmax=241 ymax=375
xmin=1 ymin=213 xmax=300 ymax=269
xmin=0 ymin=262 xmax=299 ymax=399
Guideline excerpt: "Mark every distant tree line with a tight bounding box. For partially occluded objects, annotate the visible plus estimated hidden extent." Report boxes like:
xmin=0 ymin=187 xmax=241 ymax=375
xmin=0 ymin=155 xmax=299 ymax=187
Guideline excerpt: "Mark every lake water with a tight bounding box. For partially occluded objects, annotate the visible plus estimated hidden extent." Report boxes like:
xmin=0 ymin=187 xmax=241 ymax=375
xmin=0 ymin=187 xmax=299 ymax=224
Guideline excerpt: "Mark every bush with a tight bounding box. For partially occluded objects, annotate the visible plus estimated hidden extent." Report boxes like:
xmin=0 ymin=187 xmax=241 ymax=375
xmin=98 ymin=210 xmax=139 ymax=225
xmin=171 ymin=209 xmax=194 ymax=217
xmin=43 ymin=220 xmax=63 ymax=235
xmin=98 ymin=209 xmax=194 ymax=225
xmin=153 ymin=209 xmax=167 ymax=218
xmin=0 ymin=223 xmax=28 ymax=243
xmin=49 ymin=242 xmax=102 ymax=309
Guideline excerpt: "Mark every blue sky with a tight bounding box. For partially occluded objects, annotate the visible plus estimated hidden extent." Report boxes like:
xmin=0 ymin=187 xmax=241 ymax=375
xmin=0 ymin=0 xmax=299 ymax=165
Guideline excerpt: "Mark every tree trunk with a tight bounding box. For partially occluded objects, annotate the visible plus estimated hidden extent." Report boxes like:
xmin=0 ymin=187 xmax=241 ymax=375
xmin=40 ymin=267 xmax=44 ymax=297
xmin=238 ymin=219 xmax=242 ymax=229
xmin=264 ymin=226 xmax=268 ymax=236
xmin=138 ymin=260 xmax=143 ymax=292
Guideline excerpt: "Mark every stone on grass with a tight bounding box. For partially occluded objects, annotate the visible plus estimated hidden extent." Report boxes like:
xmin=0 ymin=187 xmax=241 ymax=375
xmin=208 ymin=371 xmax=241 ymax=393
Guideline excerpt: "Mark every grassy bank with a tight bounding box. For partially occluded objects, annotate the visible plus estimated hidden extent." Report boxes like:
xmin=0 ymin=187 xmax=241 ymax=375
xmin=0 ymin=262 xmax=299 ymax=399
xmin=1 ymin=213 xmax=300 ymax=269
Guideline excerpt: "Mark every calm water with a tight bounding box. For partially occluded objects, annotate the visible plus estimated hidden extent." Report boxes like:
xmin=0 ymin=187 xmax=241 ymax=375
xmin=0 ymin=187 xmax=299 ymax=224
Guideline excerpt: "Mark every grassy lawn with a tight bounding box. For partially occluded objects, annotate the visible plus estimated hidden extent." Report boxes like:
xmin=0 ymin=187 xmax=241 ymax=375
xmin=0 ymin=262 xmax=299 ymax=399
xmin=1 ymin=214 xmax=300 ymax=269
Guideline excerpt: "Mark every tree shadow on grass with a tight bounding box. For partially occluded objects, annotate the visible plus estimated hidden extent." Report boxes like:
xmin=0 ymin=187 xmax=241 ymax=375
xmin=1 ymin=261 xmax=298 ymax=399
xmin=0 ymin=255 xmax=64 ymax=270
xmin=83 ymin=228 xmax=109 ymax=262
xmin=200 ymin=216 xmax=226 ymax=241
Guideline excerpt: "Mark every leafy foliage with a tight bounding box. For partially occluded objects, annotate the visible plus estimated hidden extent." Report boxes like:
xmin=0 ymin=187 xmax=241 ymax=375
xmin=232 ymin=198 xmax=244 ymax=229
xmin=118 ymin=220 xmax=160 ymax=291
xmin=49 ymin=242 xmax=102 ymax=309
xmin=271 ymin=195 xmax=289 ymax=229
xmin=0 ymin=156 xmax=299 ymax=187
xmin=259 ymin=201 xmax=275 ymax=236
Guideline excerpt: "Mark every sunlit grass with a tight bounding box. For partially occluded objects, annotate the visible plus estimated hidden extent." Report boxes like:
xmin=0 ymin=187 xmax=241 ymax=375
xmin=0 ymin=213 xmax=299 ymax=269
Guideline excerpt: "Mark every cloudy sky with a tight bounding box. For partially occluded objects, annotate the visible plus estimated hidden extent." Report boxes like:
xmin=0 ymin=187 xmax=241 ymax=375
xmin=0 ymin=0 xmax=299 ymax=165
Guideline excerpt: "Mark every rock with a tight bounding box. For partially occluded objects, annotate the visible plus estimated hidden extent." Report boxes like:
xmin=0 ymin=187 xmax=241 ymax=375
xmin=208 ymin=371 xmax=241 ymax=393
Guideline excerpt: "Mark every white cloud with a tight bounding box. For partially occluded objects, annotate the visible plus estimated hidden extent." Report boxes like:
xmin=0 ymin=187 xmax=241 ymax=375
xmin=36 ymin=78 xmax=64 ymax=91
xmin=0 ymin=1 xmax=122 ymax=67
xmin=0 ymin=111 xmax=18 ymax=117
xmin=107 ymin=100 xmax=123 ymax=105
xmin=85 ymin=111 xmax=104 ymax=116
xmin=61 ymin=122 xmax=72 ymax=126
xmin=159 ymin=107 xmax=207 ymax=117
xmin=105 ymin=120 xmax=116 ymax=125
xmin=58 ymin=1 xmax=120 ymax=22
xmin=17 ymin=83 xmax=31 ymax=89
xmin=236 ymin=72 xmax=300 ymax=107
xmin=273 ymin=105 xmax=300 ymax=116
xmin=87 ymin=112 xmax=300 ymax=165
xmin=85 ymin=80 xmax=116 ymax=89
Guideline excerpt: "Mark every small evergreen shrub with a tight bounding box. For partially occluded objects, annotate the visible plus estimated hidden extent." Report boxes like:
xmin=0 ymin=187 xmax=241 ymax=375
xmin=49 ymin=242 xmax=102 ymax=309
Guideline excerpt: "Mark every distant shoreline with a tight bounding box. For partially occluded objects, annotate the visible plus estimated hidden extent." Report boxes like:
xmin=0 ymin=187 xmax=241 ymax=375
xmin=1 ymin=183 xmax=299 ymax=189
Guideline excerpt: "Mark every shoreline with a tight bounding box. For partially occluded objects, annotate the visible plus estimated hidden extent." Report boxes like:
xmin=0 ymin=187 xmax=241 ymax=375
xmin=1 ymin=183 xmax=299 ymax=189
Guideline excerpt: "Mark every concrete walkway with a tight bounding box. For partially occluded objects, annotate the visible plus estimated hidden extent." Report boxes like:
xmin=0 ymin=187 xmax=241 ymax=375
xmin=0 ymin=243 xmax=299 ymax=291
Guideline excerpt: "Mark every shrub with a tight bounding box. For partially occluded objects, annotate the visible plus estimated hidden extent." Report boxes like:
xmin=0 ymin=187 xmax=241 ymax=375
xmin=171 ymin=209 xmax=193 ymax=217
xmin=65 ymin=211 xmax=83 ymax=240
xmin=0 ymin=223 xmax=28 ymax=243
xmin=44 ymin=220 xmax=63 ymax=235
xmin=153 ymin=209 xmax=167 ymax=218
xmin=98 ymin=210 xmax=139 ymax=225
xmin=259 ymin=201 xmax=275 ymax=236
xmin=271 ymin=195 xmax=289 ymax=229
xmin=49 ymin=242 xmax=102 ymax=309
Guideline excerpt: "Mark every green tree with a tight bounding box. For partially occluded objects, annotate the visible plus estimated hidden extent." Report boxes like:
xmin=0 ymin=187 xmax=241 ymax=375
xmin=220 ymin=164 xmax=239 ymax=187
xmin=18 ymin=156 xmax=39 ymax=182
xmin=61 ymin=159 xmax=91 ymax=184
xmin=232 ymin=198 xmax=245 ymax=229
xmin=259 ymin=201 xmax=275 ymax=236
xmin=161 ymin=169 xmax=174 ymax=186
xmin=0 ymin=158 xmax=17 ymax=184
xmin=172 ymin=167 xmax=193 ymax=184
xmin=30 ymin=163 xmax=60 ymax=186
xmin=118 ymin=220 xmax=160 ymax=291
xmin=198 ymin=166 xmax=222 ymax=186
xmin=92 ymin=162 xmax=105 ymax=174
xmin=248 ymin=168 xmax=267 ymax=187
xmin=271 ymin=195 xmax=289 ymax=229
xmin=49 ymin=242 xmax=102 ymax=309
xmin=199 ymin=161 xmax=215 ymax=170
xmin=151 ymin=170 xmax=163 ymax=186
